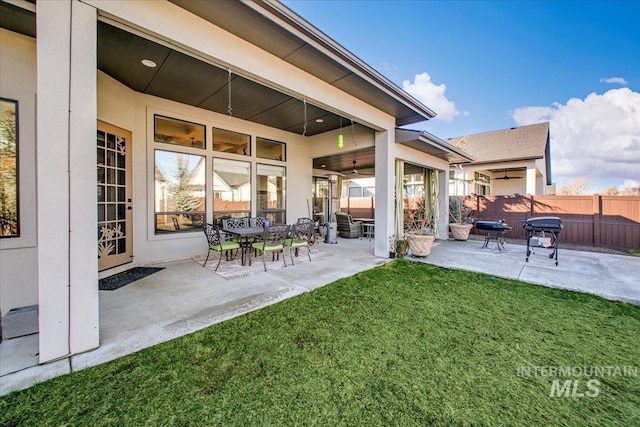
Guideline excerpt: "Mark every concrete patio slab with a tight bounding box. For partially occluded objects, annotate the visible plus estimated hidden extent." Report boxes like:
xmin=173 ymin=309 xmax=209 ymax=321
xmin=409 ymin=239 xmax=640 ymax=305
xmin=1 ymin=237 xmax=383 ymax=395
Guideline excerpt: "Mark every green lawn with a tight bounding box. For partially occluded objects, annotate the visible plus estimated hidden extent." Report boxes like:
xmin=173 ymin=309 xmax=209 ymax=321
xmin=1 ymin=260 xmax=639 ymax=426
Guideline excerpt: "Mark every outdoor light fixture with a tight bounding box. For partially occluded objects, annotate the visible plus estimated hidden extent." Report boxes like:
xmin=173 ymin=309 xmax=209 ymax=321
xmin=337 ymin=117 xmax=344 ymax=148
xmin=141 ymin=59 xmax=156 ymax=68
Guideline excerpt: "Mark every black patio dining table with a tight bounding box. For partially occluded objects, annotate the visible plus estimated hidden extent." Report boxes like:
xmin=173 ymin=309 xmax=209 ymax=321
xmin=222 ymin=226 xmax=265 ymax=266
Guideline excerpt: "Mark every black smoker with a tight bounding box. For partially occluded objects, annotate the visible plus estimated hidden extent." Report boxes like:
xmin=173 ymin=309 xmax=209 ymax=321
xmin=475 ymin=220 xmax=512 ymax=251
xmin=522 ymin=216 xmax=563 ymax=266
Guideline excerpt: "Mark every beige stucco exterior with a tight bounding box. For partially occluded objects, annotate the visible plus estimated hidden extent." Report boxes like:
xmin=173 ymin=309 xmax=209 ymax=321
xmin=0 ymin=0 xmax=457 ymax=384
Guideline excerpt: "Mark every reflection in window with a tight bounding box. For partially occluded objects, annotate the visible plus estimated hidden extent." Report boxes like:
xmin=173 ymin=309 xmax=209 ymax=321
xmin=256 ymin=137 xmax=285 ymax=161
xmin=154 ymin=150 xmax=205 ymax=233
xmin=0 ymin=98 xmax=18 ymax=237
xmin=213 ymin=127 xmax=250 ymax=155
xmin=213 ymin=158 xmax=251 ymax=222
xmin=154 ymin=115 xmax=205 ymax=149
xmin=257 ymin=164 xmax=286 ymax=224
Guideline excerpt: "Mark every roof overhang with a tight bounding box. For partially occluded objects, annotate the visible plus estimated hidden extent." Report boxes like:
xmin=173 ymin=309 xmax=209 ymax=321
xmin=2 ymin=0 xmax=436 ymax=136
xmin=453 ymin=155 xmax=543 ymax=167
xmin=168 ymin=0 xmax=436 ymax=126
xmin=395 ymin=129 xmax=475 ymax=163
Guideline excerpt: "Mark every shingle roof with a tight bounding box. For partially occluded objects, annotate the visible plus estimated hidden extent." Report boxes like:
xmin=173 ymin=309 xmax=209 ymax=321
xmin=448 ymin=122 xmax=549 ymax=164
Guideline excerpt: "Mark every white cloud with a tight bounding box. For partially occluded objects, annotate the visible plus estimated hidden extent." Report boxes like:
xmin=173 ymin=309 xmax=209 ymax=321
xmin=600 ymin=77 xmax=628 ymax=85
xmin=511 ymin=88 xmax=640 ymax=185
xmin=402 ymin=72 xmax=460 ymax=122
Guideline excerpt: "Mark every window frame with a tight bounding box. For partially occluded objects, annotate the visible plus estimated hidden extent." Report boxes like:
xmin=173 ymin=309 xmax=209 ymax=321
xmin=256 ymin=136 xmax=286 ymax=161
xmin=256 ymin=163 xmax=287 ymax=224
xmin=153 ymin=114 xmax=206 ymax=149
xmin=0 ymin=97 xmax=20 ymax=238
xmin=153 ymin=149 xmax=207 ymax=234
xmin=212 ymin=157 xmax=252 ymax=223
xmin=213 ymin=127 xmax=251 ymax=156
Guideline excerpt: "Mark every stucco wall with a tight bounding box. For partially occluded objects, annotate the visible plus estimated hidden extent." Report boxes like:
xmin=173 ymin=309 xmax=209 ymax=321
xmin=0 ymin=29 xmax=38 ymax=316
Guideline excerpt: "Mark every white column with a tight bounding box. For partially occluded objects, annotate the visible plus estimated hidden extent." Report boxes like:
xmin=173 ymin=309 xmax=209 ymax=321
xmin=436 ymin=170 xmax=448 ymax=239
xmin=374 ymin=130 xmax=394 ymax=257
xmin=37 ymin=0 xmax=99 ymax=363
xmin=37 ymin=0 xmax=72 ymax=362
xmin=69 ymin=1 xmax=99 ymax=355
xmin=526 ymin=167 xmax=537 ymax=195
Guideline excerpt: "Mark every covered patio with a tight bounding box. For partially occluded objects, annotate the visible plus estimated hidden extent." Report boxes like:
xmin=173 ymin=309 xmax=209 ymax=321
xmin=1 ymin=237 xmax=383 ymax=395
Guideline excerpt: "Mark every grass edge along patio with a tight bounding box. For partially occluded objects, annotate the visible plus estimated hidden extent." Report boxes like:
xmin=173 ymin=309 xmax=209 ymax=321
xmin=1 ymin=261 xmax=638 ymax=426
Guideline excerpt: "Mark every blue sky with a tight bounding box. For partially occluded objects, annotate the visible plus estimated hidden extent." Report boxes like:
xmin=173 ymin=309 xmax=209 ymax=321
xmin=283 ymin=0 xmax=640 ymax=193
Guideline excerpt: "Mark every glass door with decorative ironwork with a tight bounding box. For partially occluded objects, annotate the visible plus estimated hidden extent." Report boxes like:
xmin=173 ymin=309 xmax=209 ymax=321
xmin=97 ymin=121 xmax=133 ymax=271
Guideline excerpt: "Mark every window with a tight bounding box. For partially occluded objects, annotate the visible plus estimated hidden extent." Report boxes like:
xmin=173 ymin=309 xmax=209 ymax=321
xmin=256 ymin=164 xmax=286 ymax=223
xmin=363 ymin=187 xmax=375 ymax=197
xmin=474 ymin=172 xmax=490 ymax=195
xmin=154 ymin=115 xmax=205 ymax=149
xmin=154 ymin=150 xmax=205 ymax=233
xmin=213 ymin=158 xmax=251 ymax=222
xmin=348 ymin=187 xmax=361 ymax=197
xmin=0 ymin=98 xmax=18 ymax=237
xmin=256 ymin=137 xmax=285 ymax=161
xmin=213 ymin=127 xmax=250 ymax=155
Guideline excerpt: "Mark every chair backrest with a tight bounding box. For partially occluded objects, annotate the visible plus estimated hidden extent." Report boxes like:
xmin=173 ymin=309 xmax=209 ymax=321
xmin=296 ymin=217 xmax=313 ymax=225
xmin=291 ymin=221 xmax=313 ymax=244
xmin=222 ymin=217 xmax=248 ymax=230
xmin=257 ymin=224 xmax=290 ymax=249
xmin=250 ymin=217 xmax=269 ymax=227
xmin=203 ymin=223 xmax=222 ymax=247
xmin=335 ymin=212 xmax=352 ymax=228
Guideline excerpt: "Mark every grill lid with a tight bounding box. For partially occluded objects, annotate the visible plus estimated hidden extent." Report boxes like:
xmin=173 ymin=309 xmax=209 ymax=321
xmin=522 ymin=216 xmax=563 ymax=231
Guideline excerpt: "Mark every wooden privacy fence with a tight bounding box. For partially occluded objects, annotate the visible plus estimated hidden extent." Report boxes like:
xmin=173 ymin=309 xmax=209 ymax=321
xmin=340 ymin=197 xmax=375 ymax=219
xmin=464 ymin=195 xmax=640 ymax=251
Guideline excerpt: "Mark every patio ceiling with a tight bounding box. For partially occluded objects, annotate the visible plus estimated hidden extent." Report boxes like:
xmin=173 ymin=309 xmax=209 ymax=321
xmin=313 ymin=146 xmax=376 ymax=176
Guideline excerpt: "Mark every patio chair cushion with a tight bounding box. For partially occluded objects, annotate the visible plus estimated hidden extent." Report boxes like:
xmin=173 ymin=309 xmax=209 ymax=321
xmin=335 ymin=212 xmax=362 ymax=238
xmin=210 ymin=240 xmax=241 ymax=251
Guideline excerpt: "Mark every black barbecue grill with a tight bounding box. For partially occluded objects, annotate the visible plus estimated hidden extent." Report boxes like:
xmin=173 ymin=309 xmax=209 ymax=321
xmin=522 ymin=216 xmax=563 ymax=265
xmin=475 ymin=220 xmax=512 ymax=251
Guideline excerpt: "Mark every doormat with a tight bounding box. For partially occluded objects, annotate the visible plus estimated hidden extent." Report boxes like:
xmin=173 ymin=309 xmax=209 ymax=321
xmin=99 ymin=267 xmax=165 ymax=291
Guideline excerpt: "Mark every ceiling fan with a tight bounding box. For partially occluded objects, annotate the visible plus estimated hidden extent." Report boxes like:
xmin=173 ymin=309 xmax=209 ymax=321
xmin=352 ymin=160 xmax=358 ymax=174
xmin=494 ymin=169 xmax=523 ymax=180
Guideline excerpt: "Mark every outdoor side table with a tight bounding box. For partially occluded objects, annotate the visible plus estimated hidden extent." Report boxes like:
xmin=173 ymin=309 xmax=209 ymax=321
xmin=361 ymin=222 xmax=375 ymax=241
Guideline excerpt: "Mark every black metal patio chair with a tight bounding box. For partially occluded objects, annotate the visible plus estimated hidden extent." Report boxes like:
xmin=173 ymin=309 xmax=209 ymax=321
xmin=251 ymin=224 xmax=291 ymax=271
xmin=286 ymin=221 xmax=313 ymax=265
xmin=202 ymin=223 xmax=240 ymax=271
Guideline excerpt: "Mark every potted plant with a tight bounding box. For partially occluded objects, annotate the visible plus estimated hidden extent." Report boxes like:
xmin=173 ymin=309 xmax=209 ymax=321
xmin=395 ymin=238 xmax=408 ymax=258
xmin=449 ymin=197 xmax=474 ymax=241
xmin=388 ymin=234 xmax=407 ymax=258
xmin=404 ymin=196 xmax=436 ymax=257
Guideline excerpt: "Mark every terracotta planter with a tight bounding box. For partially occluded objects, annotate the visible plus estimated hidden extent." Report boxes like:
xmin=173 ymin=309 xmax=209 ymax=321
xmin=450 ymin=223 xmax=473 ymax=241
xmin=406 ymin=233 xmax=435 ymax=257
